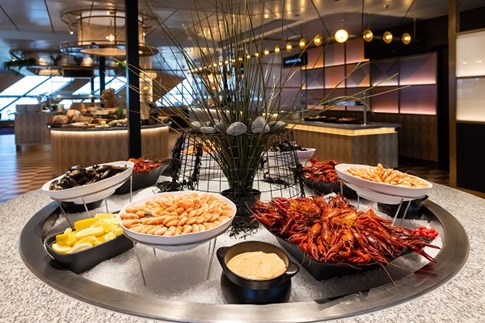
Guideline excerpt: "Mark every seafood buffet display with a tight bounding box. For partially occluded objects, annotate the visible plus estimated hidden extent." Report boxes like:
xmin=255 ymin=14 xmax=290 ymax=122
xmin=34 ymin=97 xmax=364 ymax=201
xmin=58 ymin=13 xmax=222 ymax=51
xmin=252 ymin=194 xmax=439 ymax=266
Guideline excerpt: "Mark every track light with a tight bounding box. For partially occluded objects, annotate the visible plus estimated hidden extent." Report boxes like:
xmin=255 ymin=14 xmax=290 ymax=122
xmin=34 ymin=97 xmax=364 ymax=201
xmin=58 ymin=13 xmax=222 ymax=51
xmin=313 ymin=34 xmax=323 ymax=46
xmin=401 ymin=32 xmax=412 ymax=45
xmin=363 ymin=29 xmax=373 ymax=42
xmin=334 ymin=29 xmax=349 ymax=43
xmin=383 ymin=31 xmax=393 ymax=44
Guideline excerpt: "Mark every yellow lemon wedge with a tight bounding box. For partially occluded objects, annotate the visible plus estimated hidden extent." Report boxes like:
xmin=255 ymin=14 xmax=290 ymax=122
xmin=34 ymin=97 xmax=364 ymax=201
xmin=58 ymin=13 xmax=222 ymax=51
xmin=94 ymin=213 xmax=115 ymax=220
xmin=52 ymin=243 xmax=72 ymax=254
xmin=94 ymin=221 xmax=116 ymax=232
xmin=68 ymin=242 xmax=93 ymax=254
xmin=75 ymin=235 xmax=96 ymax=246
xmin=114 ymin=227 xmax=124 ymax=236
xmin=75 ymin=227 xmax=105 ymax=240
xmin=65 ymin=233 xmax=77 ymax=247
xmin=73 ymin=218 xmax=99 ymax=231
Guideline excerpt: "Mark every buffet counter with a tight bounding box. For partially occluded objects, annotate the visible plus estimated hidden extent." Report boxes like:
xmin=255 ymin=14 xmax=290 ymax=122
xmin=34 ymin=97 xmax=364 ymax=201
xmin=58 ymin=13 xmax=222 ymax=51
xmin=2 ymin=184 xmax=484 ymax=322
xmin=287 ymin=121 xmax=399 ymax=167
xmin=50 ymin=124 xmax=170 ymax=176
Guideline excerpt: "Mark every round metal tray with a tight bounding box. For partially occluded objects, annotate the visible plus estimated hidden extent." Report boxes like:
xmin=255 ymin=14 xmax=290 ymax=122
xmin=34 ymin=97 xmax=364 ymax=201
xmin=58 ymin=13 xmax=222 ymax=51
xmin=19 ymin=200 xmax=469 ymax=322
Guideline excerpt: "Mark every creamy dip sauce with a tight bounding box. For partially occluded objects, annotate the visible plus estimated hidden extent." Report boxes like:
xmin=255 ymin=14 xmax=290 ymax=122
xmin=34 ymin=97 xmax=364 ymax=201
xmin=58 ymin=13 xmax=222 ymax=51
xmin=226 ymin=251 xmax=286 ymax=280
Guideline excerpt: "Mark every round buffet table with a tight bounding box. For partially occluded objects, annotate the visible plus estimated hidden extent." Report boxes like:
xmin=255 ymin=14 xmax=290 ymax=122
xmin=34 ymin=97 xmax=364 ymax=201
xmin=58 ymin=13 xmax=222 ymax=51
xmin=2 ymin=184 xmax=484 ymax=322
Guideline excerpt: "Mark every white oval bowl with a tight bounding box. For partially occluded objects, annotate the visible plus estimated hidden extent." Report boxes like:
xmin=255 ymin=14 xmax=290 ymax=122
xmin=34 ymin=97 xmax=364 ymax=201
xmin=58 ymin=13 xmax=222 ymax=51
xmin=117 ymin=191 xmax=236 ymax=247
xmin=335 ymin=163 xmax=432 ymax=201
xmin=41 ymin=161 xmax=134 ymax=204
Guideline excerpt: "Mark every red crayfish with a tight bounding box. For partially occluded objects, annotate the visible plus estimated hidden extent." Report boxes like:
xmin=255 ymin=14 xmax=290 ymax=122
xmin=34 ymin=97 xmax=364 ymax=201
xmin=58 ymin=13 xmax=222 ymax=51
xmin=252 ymin=194 xmax=440 ymax=265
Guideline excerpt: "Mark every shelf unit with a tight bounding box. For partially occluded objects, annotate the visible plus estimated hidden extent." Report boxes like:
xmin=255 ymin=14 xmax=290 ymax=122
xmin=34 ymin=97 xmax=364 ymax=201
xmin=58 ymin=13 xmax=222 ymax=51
xmin=302 ymin=39 xmax=437 ymax=116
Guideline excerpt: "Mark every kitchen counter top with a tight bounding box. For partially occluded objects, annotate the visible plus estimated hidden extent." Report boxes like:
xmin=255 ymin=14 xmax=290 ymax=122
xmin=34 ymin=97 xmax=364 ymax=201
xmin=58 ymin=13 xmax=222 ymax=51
xmin=289 ymin=120 xmax=400 ymax=131
xmin=1 ymin=184 xmax=484 ymax=322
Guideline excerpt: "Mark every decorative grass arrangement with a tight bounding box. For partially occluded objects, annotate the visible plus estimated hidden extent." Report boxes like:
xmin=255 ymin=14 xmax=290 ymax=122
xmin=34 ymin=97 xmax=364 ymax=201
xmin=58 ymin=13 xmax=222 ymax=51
xmin=134 ymin=0 xmax=396 ymax=198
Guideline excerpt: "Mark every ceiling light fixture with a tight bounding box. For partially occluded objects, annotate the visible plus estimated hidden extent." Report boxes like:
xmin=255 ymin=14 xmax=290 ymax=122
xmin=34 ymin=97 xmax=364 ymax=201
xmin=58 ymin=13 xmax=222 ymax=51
xmin=299 ymin=37 xmax=306 ymax=50
xmin=334 ymin=29 xmax=349 ymax=43
xmin=286 ymin=42 xmax=293 ymax=52
xmin=313 ymin=34 xmax=323 ymax=46
xmin=383 ymin=31 xmax=393 ymax=44
xmin=274 ymin=45 xmax=281 ymax=54
xmin=363 ymin=29 xmax=373 ymax=42
xmin=60 ymin=8 xmax=158 ymax=57
xmin=263 ymin=48 xmax=270 ymax=55
xmin=401 ymin=32 xmax=411 ymax=45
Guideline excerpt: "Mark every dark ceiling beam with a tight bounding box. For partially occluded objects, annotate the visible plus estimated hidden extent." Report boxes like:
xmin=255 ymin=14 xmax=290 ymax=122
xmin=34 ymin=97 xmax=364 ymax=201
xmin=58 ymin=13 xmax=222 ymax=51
xmin=43 ymin=0 xmax=55 ymax=33
xmin=0 ymin=4 xmax=19 ymax=31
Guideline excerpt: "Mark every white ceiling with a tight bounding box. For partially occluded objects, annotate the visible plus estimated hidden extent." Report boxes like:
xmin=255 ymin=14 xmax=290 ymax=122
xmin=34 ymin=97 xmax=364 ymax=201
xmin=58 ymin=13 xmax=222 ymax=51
xmin=0 ymin=0 xmax=483 ymax=71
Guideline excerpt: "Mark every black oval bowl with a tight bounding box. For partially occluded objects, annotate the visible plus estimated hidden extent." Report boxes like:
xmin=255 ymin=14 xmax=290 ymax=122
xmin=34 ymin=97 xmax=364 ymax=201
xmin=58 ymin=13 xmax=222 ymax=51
xmin=44 ymin=233 xmax=134 ymax=274
xmin=273 ymin=234 xmax=380 ymax=280
xmin=303 ymin=178 xmax=357 ymax=199
xmin=217 ymin=241 xmax=299 ymax=291
xmin=114 ymin=164 xmax=164 ymax=194
xmin=60 ymin=200 xmax=103 ymax=213
xmin=377 ymin=195 xmax=428 ymax=219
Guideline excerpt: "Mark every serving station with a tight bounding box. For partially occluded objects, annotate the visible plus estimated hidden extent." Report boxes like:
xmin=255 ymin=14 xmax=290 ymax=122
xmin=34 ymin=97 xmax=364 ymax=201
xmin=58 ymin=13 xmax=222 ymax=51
xmin=15 ymin=173 xmax=474 ymax=322
xmin=287 ymin=121 xmax=399 ymax=168
xmin=50 ymin=124 xmax=170 ymax=176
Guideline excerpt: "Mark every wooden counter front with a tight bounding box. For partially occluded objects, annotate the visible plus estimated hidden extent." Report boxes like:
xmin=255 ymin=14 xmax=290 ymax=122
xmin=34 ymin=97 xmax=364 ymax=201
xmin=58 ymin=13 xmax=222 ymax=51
xmin=50 ymin=125 xmax=170 ymax=176
xmin=288 ymin=122 xmax=398 ymax=167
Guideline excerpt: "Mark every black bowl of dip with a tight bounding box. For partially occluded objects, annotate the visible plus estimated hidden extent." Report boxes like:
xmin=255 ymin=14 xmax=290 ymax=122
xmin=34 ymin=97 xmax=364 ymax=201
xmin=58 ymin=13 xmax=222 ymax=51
xmin=217 ymin=241 xmax=298 ymax=304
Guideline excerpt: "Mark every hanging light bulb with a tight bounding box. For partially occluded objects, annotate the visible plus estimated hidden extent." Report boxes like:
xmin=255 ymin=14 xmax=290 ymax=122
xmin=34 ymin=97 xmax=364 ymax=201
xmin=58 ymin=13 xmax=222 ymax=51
xmin=286 ymin=42 xmax=293 ymax=52
xmin=254 ymin=52 xmax=260 ymax=58
xmin=246 ymin=54 xmax=251 ymax=59
xmin=383 ymin=31 xmax=393 ymax=44
xmin=274 ymin=45 xmax=281 ymax=54
xmin=334 ymin=29 xmax=349 ymax=43
xmin=313 ymin=34 xmax=323 ymax=46
xmin=299 ymin=37 xmax=306 ymax=49
xmin=401 ymin=32 xmax=412 ymax=45
xmin=363 ymin=29 xmax=373 ymax=42
xmin=106 ymin=33 xmax=116 ymax=42
xmin=263 ymin=48 xmax=270 ymax=55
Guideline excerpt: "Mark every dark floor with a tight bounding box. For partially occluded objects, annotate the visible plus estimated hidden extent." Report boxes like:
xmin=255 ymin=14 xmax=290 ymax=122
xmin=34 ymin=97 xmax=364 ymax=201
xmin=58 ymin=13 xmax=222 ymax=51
xmin=0 ymin=132 xmax=451 ymax=204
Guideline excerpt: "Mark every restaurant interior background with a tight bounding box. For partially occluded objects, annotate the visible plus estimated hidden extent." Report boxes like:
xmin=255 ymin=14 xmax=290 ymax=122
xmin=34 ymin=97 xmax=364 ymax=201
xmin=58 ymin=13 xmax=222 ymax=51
xmin=0 ymin=0 xmax=483 ymax=200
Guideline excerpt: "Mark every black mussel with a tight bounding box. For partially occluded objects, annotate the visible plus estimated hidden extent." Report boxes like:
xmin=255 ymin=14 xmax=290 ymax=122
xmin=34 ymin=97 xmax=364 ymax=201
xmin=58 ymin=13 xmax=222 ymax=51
xmin=59 ymin=177 xmax=74 ymax=189
xmin=69 ymin=165 xmax=83 ymax=172
xmin=78 ymin=177 xmax=88 ymax=186
xmin=94 ymin=165 xmax=110 ymax=173
xmin=85 ymin=169 xmax=97 ymax=179
xmin=49 ymin=180 xmax=59 ymax=190
xmin=68 ymin=169 xmax=83 ymax=178
xmin=100 ymin=169 xmax=113 ymax=180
